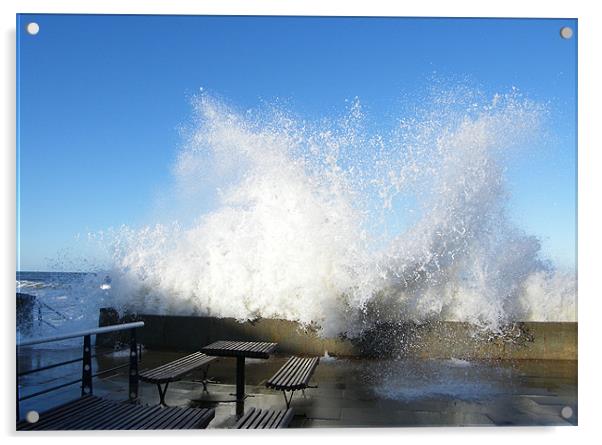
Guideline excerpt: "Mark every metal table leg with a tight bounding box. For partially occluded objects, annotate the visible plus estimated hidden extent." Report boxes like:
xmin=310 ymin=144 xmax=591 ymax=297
xmin=236 ymin=356 xmax=245 ymax=416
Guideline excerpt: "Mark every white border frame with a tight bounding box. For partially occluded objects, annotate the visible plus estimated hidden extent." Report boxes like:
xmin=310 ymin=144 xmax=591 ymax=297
xmin=2 ymin=1 xmax=600 ymax=443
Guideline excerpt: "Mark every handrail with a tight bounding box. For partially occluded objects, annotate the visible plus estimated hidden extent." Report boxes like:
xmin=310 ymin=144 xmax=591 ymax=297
xmin=37 ymin=300 xmax=69 ymax=320
xmin=16 ymin=321 xmax=143 ymax=420
xmin=17 ymin=321 xmax=145 ymax=347
xmin=18 ymin=344 xmax=139 ymax=377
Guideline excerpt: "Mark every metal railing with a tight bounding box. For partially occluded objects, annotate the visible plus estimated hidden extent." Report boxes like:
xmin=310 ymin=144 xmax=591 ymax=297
xmin=16 ymin=321 xmax=144 ymax=421
xmin=36 ymin=300 xmax=69 ymax=330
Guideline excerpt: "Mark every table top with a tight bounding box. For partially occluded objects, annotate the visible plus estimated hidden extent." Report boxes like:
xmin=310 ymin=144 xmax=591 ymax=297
xmin=201 ymin=340 xmax=278 ymax=359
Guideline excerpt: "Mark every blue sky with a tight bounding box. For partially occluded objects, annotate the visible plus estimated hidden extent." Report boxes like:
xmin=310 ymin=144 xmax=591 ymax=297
xmin=16 ymin=15 xmax=576 ymax=271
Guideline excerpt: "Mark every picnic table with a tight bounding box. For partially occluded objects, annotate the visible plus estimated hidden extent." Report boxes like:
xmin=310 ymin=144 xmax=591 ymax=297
xmin=200 ymin=340 xmax=277 ymax=416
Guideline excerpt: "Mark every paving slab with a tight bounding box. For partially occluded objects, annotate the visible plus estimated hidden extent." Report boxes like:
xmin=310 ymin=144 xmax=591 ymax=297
xmin=17 ymin=347 xmax=577 ymax=429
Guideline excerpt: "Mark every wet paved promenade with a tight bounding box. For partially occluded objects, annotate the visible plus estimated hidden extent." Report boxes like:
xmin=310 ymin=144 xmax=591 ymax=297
xmin=17 ymin=347 xmax=577 ymax=428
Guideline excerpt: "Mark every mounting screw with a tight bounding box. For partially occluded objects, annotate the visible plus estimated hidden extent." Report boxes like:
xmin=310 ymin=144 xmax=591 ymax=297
xmin=561 ymin=406 xmax=573 ymax=419
xmin=26 ymin=411 xmax=39 ymax=423
xmin=26 ymin=22 xmax=39 ymax=35
xmin=560 ymin=26 xmax=573 ymax=40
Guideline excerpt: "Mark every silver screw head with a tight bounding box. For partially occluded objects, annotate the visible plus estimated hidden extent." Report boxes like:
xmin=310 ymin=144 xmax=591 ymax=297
xmin=560 ymin=26 xmax=573 ymax=40
xmin=26 ymin=22 xmax=39 ymax=35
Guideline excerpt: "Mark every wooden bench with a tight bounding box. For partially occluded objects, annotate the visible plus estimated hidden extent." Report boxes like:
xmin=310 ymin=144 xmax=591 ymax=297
xmin=266 ymin=356 xmax=320 ymax=408
xmin=234 ymin=407 xmax=294 ymax=429
xmin=17 ymin=395 xmax=215 ymax=430
xmin=139 ymin=352 xmax=216 ymax=405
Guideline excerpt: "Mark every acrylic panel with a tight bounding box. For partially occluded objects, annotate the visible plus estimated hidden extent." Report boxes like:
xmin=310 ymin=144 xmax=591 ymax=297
xmin=16 ymin=14 xmax=577 ymax=430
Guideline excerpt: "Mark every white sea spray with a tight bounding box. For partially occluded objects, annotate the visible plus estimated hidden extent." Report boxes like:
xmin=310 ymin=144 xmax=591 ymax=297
xmin=102 ymin=87 xmax=576 ymax=337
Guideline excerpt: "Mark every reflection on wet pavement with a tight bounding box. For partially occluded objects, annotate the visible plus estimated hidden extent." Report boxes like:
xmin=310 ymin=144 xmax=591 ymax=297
xmin=17 ymin=346 xmax=577 ymax=428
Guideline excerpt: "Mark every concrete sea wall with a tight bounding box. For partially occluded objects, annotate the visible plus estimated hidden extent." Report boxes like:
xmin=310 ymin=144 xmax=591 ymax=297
xmin=98 ymin=308 xmax=577 ymax=360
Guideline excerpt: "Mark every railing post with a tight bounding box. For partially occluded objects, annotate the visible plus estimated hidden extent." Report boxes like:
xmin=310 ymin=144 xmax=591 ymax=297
xmin=128 ymin=329 xmax=139 ymax=402
xmin=16 ymin=321 xmax=144 ymax=417
xmin=81 ymin=335 xmax=92 ymax=396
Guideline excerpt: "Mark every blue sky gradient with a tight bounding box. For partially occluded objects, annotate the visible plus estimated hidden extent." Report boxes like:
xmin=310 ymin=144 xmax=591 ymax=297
xmin=16 ymin=15 xmax=577 ymax=271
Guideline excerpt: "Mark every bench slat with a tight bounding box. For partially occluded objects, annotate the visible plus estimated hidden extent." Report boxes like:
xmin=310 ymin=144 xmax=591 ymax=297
xmin=236 ymin=407 xmax=256 ymax=428
xmin=148 ymin=406 xmax=191 ymax=429
xmin=278 ymin=409 xmax=295 ymax=428
xmin=17 ymin=396 xmax=99 ymax=431
xmin=266 ymin=356 xmax=320 ymax=391
xmin=268 ymin=357 xmax=297 ymax=387
xmin=119 ymin=406 xmax=169 ymax=430
xmin=258 ymin=410 xmax=277 ymax=428
xmin=177 ymin=408 xmax=214 ymax=429
xmin=37 ymin=397 xmax=116 ymax=430
xmin=29 ymin=398 xmax=113 ymax=430
xmin=279 ymin=359 xmax=307 ymax=388
xmin=140 ymin=352 xmax=211 ymax=375
xmin=268 ymin=357 xmax=295 ymax=382
xmin=139 ymin=352 xmax=216 ymax=383
xmin=249 ymin=409 xmax=270 ymax=429
xmin=201 ymin=340 xmax=277 ymax=359
xmin=17 ymin=396 xmax=215 ymax=430
xmin=108 ymin=405 xmax=163 ymax=430
xmin=234 ymin=408 xmax=293 ymax=429
xmin=284 ymin=357 xmax=314 ymax=388
xmin=268 ymin=410 xmax=283 ymax=428
xmin=270 ymin=357 xmax=299 ymax=387
xmin=141 ymin=358 xmax=213 ymax=381
xmin=292 ymin=357 xmax=318 ymax=387
xmin=70 ymin=400 xmax=136 ymax=430
xmin=295 ymin=357 xmax=319 ymax=389
xmin=142 ymin=352 xmax=207 ymax=374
